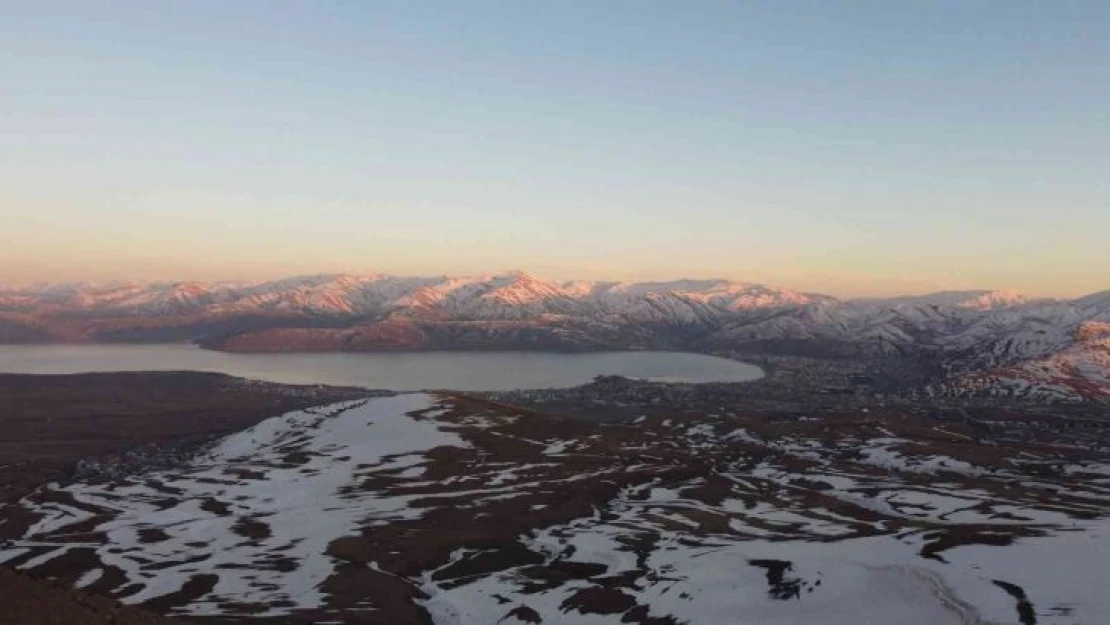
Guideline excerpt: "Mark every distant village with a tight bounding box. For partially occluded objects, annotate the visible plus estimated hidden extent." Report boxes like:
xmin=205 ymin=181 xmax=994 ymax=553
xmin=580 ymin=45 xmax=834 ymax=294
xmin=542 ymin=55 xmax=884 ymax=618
xmin=484 ymin=352 xmax=1108 ymax=425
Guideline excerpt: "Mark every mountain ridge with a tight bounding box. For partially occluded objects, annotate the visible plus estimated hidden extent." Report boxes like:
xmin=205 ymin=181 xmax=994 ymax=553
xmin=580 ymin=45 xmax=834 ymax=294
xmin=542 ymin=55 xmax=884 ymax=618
xmin=2 ymin=273 xmax=1108 ymax=401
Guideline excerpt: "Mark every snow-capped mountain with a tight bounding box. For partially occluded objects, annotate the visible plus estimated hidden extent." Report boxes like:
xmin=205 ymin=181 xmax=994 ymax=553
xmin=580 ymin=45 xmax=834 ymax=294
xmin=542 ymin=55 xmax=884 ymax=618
xmin=2 ymin=274 xmax=1108 ymax=400
xmin=933 ymin=319 xmax=1110 ymax=402
xmin=0 ymin=272 xmax=824 ymax=323
xmin=854 ymin=290 xmax=1031 ymax=310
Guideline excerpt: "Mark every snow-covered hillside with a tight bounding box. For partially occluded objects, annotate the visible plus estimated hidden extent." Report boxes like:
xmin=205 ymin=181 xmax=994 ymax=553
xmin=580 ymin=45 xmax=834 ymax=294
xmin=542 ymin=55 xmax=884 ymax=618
xmin=935 ymin=321 xmax=1110 ymax=402
xmin=4 ymin=394 xmax=1109 ymax=623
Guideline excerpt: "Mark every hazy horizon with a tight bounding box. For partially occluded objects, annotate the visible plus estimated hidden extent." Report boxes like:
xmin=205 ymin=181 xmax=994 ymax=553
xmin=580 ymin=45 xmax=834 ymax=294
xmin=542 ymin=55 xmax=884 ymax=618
xmin=3 ymin=2 xmax=1108 ymax=298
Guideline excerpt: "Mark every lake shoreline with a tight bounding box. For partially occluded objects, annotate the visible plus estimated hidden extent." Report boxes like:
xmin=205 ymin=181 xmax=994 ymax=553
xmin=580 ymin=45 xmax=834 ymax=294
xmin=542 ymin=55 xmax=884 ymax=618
xmin=0 ymin=344 xmax=764 ymax=391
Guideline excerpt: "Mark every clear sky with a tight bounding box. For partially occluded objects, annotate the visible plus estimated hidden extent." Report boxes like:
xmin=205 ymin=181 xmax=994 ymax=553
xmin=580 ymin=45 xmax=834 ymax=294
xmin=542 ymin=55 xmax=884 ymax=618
xmin=2 ymin=1 xmax=1108 ymax=297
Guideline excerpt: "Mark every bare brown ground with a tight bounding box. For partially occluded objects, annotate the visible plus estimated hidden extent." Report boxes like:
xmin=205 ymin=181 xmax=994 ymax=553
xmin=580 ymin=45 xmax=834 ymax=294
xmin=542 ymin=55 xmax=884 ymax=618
xmin=0 ymin=371 xmax=368 ymax=625
xmin=0 ymin=566 xmax=186 ymax=625
xmin=0 ymin=372 xmax=365 ymax=503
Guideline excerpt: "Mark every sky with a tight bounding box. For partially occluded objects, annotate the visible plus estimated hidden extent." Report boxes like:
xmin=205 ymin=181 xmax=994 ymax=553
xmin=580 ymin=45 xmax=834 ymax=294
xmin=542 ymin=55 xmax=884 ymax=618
xmin=2 ymin=1 xmax=1108 ymax=297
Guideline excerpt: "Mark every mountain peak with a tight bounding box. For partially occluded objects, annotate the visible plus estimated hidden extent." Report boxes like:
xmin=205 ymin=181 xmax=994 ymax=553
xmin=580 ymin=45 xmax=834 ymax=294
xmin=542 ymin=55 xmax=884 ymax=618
xmin=957 ymin=290 xmax=1028 ymax=310
xmin=496 ymin=269 xmax=539 ymax=282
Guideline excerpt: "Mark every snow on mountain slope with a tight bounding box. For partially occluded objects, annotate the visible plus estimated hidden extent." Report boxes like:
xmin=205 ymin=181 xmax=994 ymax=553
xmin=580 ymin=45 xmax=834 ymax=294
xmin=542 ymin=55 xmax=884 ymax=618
xmin=936 ymin=321 xmax=1110 ymax=402
xmin=423 ymin=272 xmax=583 ymax=320
xmin=225 ymin=274 xmax=444 ymax=316
xmin=1 ymin=273 xmax=826 ymax=323
xmin=8 ymin=275 xmax=1082 ymax=343
xmin=856 ymin=290 xmax=1031 ymax=311
xmin=4 ymin=273 xmax=1109 ymax=399
xmin=1075 ymin=290 xmax=1110 ymax=309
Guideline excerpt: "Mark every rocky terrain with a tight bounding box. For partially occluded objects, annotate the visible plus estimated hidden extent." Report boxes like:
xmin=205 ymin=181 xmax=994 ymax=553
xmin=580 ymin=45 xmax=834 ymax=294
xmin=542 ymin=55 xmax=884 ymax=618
xmin=2 ymin=273 xmax=1109 ymax=401
xmin=2 ymin=391 xmax=1108 ymax=624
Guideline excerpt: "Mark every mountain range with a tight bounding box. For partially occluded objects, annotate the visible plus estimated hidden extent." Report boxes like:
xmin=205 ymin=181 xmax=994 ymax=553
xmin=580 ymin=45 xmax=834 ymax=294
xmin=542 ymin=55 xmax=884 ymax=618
xmin=2 ymin=272 xmax=1108 ymax=401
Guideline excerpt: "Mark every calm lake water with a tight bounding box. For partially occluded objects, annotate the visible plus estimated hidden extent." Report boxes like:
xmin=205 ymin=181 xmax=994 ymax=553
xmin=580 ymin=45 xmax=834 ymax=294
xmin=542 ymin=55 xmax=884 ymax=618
xmin=0 ymin=344 xmax=763 ymax=391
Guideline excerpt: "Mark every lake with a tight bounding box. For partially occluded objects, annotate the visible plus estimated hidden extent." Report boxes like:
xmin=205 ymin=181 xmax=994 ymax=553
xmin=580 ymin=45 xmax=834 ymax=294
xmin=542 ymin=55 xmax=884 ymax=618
xmin=0 ymin=344 xmax=763 ymax=391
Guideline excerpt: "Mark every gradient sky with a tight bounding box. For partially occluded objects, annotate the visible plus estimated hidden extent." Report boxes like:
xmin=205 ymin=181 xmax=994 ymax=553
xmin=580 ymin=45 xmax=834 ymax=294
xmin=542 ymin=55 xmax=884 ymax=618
xmin=2 ymin=1 xmax=1108 ymax=297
